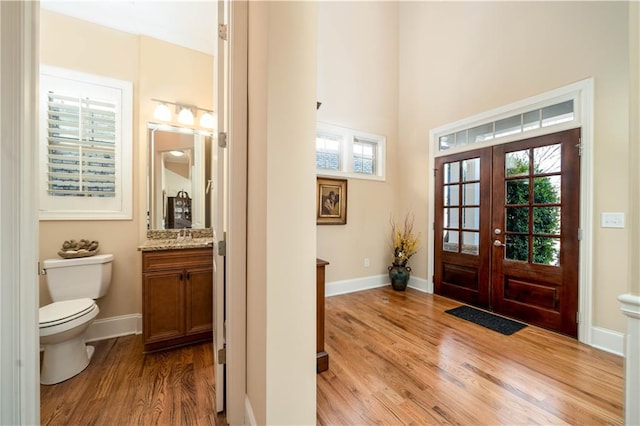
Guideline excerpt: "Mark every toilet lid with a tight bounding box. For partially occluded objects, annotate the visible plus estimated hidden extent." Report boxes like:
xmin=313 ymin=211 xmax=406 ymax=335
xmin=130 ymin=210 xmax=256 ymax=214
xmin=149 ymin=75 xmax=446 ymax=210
xmin=39 ymin=298 xmax=96 ymax=327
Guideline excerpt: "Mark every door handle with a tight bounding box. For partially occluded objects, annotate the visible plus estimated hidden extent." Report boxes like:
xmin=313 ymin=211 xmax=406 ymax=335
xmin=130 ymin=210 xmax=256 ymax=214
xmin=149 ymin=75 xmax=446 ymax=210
xmin=493 ymin=239 xmax=506 ymax=247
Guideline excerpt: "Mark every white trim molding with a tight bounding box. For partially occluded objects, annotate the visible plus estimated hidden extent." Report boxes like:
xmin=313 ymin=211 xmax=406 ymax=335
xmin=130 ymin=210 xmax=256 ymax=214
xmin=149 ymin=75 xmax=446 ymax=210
xmin=84 ymin=314 xmax=142 ymax=343
xmin=0 ymin=2 xmax=40 ymax=424
xmin=618 ymin=293 xmax=640 ymax=425
xmin=325 ymin=274 xmax=430 ymax=297
xmin=589 ymin=326 xmax=624 ymax=356
xmin=244 ymin=395 xmax=257 ymax=426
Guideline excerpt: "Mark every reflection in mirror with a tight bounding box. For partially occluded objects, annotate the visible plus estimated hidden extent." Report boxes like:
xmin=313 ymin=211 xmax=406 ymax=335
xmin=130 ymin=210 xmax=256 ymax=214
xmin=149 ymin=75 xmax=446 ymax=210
xmin=148 ymin=124 xmax=212 ymax=229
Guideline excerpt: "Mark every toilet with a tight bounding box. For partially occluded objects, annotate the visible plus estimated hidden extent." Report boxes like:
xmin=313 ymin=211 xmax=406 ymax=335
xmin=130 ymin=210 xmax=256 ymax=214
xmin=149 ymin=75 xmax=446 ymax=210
xmin=39 ymin=253 xmax=114 ymax=385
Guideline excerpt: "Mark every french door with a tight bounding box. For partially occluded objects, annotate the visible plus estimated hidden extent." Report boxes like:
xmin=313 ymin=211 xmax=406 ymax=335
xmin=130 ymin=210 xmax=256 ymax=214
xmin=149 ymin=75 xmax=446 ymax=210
xmin=434 ymin=129 xmax=581 ymax=336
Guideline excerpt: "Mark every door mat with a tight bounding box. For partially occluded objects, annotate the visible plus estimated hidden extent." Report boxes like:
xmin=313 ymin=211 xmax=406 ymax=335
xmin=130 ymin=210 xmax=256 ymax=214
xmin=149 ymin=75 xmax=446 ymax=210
xmin=445 ymin=305 xmax=527 ymax=335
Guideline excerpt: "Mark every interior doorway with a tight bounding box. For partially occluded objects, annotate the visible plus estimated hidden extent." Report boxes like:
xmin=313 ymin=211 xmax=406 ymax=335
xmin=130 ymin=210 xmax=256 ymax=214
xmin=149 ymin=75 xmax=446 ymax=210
xmin=434 ymin=128 xmax=581 ymax=336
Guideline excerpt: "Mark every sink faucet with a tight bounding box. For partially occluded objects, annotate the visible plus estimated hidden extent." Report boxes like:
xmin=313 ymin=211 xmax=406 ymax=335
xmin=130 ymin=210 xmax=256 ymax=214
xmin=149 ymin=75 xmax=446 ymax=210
xmin=177 ymin=228 xmax=192 ymax=241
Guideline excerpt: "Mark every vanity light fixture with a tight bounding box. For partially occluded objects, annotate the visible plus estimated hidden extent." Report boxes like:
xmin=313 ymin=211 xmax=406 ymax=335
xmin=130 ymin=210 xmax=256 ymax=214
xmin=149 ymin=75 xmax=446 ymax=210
xmin=151 ymin=99 xmax=215 ymax=130
xmin=153 ymin=102 xmax=172 ymax=122
xmin=199 ymin=111 xmax=216 ymax=129
xmin=177 ymin=106 xmax=195 ymax=125
xmin=169 ymin=150 xmax=185 ymax=157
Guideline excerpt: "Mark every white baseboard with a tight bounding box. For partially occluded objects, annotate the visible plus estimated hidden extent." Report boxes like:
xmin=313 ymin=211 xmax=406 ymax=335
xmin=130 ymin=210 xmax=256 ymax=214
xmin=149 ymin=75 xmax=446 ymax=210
xmin=84 ymin=313 xmax=142 ymax=343
xmin=245 ymin=395 xmax=257 ymax=426
xmin=590 ymin=325 xmax=624 ymax=356
xmin=408 ymin=276 xmax=430 ymax=293
xmin=325 ymin=274 xmax=388 ymax=297
xmin=325 ymin=273 xmax=432 ymax=297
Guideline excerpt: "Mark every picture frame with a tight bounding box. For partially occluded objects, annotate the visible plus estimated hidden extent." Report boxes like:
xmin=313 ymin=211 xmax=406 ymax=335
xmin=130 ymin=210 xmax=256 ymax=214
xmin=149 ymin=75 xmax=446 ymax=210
xmin=317 ymin=177 xmax=347 ymax=225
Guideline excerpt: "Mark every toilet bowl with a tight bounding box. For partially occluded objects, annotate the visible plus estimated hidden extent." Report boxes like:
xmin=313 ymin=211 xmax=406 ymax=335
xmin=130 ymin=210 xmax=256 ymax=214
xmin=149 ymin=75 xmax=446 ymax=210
xmin=39 ymin=254 xmax=113 ymax=385
xmin=39 ymin=298 xmax=99 ymax=385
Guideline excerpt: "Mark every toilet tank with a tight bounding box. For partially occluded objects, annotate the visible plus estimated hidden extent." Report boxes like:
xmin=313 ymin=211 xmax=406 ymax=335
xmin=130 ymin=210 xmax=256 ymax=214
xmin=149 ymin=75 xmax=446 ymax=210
xmin=43 ymin=254 xmax=114 ymax=302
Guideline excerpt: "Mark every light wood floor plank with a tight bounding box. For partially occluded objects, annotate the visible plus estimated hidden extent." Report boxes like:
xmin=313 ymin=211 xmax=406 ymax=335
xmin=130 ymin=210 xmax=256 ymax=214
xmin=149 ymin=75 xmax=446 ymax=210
xmin=317 ymin=287 xmax=623 ymax=425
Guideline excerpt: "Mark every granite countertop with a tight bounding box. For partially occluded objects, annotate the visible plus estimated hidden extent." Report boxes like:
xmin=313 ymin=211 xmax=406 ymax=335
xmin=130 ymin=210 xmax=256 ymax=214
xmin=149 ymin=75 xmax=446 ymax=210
xmin=138 ymin=229 xmax=214 ymax=252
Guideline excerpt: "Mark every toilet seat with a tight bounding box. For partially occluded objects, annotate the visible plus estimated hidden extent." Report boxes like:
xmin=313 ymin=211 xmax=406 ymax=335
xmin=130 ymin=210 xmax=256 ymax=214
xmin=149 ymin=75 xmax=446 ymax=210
xmin=39 ymin=298 xmax=98 ymax=334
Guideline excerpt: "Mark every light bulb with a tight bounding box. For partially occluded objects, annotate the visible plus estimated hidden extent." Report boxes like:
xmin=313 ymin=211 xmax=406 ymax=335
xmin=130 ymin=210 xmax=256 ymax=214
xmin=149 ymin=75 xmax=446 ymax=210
xmin=199 ymin=112 xmax=216 ymax=129
xmin=177 ymin=107 xmax=194 ymax=125
xmin=153 ymin=103 xmax=172 ymax=122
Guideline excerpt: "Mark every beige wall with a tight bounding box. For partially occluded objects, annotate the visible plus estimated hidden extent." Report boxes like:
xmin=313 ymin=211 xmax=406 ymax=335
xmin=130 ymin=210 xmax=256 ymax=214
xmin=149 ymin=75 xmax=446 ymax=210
xmin=38 ymin=10 xmax=213 ymax=319
xmin=629 ymin=1 xmax=640 ymax=296
xmin=316 ymin=2 xmax=400 ymax=285
xmin=398 ymin=2 xmax=630 ymax=332
xmin=247 ymin=2 xmax=318 ymax=424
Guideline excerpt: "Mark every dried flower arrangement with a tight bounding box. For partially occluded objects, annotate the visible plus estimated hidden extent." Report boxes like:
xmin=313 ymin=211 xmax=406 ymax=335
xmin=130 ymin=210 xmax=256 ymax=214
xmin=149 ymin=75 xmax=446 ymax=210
xmin=390 ymin=214 xmax=420 ymax=267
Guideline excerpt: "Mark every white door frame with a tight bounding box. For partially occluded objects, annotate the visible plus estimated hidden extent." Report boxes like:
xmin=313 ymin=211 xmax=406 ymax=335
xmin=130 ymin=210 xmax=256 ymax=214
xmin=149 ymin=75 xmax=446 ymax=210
xmin=225 ymin=1 xmax=248 ymax=424
xmin=0 ymin=1 xmax=40 ymax=424
xmin=428 ymin=79 xmax=594 ymax=344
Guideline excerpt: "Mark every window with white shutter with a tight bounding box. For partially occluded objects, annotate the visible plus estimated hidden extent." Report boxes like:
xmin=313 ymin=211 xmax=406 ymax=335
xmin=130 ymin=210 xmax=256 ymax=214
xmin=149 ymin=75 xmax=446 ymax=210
xmin=39 ymin=66 xmax=133 ymax=220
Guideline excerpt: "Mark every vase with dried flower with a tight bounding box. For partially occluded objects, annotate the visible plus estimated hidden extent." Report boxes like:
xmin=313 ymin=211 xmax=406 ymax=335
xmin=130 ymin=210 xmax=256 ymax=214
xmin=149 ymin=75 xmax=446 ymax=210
xmin=388 ymin=214 xmax=420 ymax=291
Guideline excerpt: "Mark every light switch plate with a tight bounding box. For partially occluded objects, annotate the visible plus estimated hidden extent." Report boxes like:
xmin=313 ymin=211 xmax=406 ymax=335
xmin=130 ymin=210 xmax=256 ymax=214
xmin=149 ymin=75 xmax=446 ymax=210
xmin=601 ymin=212 xmax=625 ymax=228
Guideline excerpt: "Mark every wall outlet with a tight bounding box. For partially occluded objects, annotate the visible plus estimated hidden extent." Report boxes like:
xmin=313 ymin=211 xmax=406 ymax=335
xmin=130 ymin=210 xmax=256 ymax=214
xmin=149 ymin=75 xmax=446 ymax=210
xmin=601 ymin=212 xmax=625 ymax=228
xmin=364 ymin=258 xmax=370 ymax=268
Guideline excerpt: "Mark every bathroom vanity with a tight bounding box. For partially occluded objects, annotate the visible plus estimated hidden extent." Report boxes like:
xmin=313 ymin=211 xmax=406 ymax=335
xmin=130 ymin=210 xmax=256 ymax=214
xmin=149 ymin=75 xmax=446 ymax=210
xmin=139 ymin=230 xmax=214 ymax=353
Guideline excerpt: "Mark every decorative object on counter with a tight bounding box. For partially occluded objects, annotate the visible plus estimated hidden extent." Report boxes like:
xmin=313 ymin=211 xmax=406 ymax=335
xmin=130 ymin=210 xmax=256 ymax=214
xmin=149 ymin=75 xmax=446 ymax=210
xmin=58 ymin=239 xmax=100 ymax=259
xmin=388 ymin=214 xmax=420 ymax=291
xmin=316 ymin=177 xmax=347 ymax=225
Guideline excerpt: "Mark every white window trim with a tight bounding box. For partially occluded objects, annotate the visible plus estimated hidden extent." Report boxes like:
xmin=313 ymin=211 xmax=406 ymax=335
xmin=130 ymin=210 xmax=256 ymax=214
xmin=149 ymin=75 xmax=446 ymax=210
xmin=316 ymin=122 xmax=386 ymax=181
xmin=39 ymin=65 xmax=133 ymax=220
xmin=427 ymin=78 xmax=594 ymax=345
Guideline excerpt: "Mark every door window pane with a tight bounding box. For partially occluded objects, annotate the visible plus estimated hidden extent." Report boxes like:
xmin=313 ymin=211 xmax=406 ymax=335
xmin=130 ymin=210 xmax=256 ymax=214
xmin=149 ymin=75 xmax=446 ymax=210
xmin=533 ymin=237 xmax=560 ymax=266
xmin=462 ymin=182 xmax=480 ymax=205
xmin=506 ymin=207 xmax=529 ymax=233
xmin=443 ymin=230 xmax=459 ymax=252
xmin=506 ymin=235 xmax=529 ymax=262
xmin=469 ymin=123 xmax=494 ymax=143
xmin=523 ymin=110 xmax=541 ymax=131
xmin=534 ymin=176 xmax=561 ymax=204
xmin=462 ymin=158 xmax=480 ymax=181
xmin=444 ymin=162 xmax=460 ymax=184
xmin=534 ymin=207 xmax=561 ymax=235
xmin=462 ymin=232 xmax=479 ymax=255
xmin=444 ymin=208 xmax=459 ymax=228
xmin=506 ymin=179 xmax=530 ymax=205
xmin=462 ymin=207 xmax=479 ymax=230
xmin=444 ymin=185 xmax=460 ymax=206
xmin=534 ymin=144 xmax=561 ymax=174
xmin=495 ymin=115 xmax=522 ymax=138
xmin=505 ymin=149 xmax=529 ymax=176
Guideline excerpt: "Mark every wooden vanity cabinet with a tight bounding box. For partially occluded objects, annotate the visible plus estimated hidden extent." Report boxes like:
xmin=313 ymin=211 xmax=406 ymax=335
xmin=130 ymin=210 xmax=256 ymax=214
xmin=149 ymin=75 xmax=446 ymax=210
xmin=142 ymin=248 xmax=213 ymax=353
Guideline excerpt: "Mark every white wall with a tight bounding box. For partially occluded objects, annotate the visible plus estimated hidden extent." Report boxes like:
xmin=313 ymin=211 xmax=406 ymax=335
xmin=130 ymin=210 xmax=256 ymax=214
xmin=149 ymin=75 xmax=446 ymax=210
xmin=247 ymin=2 xmax=317 ymax=425
xmin=316 ymin=2 xmax=400 ymax=286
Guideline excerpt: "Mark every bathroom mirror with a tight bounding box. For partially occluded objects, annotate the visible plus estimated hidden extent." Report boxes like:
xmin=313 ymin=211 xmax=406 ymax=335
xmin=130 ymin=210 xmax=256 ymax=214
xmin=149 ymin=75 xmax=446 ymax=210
xmin=147 ymin=124 xmax=212 ymax=229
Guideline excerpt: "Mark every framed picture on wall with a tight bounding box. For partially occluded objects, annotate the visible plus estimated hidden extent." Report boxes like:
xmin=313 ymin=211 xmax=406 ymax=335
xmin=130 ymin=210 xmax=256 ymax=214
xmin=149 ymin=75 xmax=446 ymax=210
xmin=317 ymin=177 xmax=347 ymax=225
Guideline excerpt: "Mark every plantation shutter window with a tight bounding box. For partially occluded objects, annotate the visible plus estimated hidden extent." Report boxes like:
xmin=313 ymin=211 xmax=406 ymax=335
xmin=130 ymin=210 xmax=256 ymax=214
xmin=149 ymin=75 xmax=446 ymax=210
xmin=40 ymin=66 xmax=133 ymax=220
xmin=46 ymin=93 xmax=117 ymax=197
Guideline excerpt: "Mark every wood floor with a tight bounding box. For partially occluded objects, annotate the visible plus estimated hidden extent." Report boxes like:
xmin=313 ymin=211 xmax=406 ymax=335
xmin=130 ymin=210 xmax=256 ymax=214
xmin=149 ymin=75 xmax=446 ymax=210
xmin=40 ymin=336 xmax=222 ymax=426
xmin=41 ymin=288 xmax=623 ymax=425
xmin=317 ymin=287 xmax=624 ymax=425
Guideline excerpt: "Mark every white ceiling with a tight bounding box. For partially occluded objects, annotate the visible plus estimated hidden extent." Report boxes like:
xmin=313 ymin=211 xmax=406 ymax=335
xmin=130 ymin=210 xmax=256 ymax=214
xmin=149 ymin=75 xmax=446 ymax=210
xmin=40 ymin=1 xmax=217 ymax=55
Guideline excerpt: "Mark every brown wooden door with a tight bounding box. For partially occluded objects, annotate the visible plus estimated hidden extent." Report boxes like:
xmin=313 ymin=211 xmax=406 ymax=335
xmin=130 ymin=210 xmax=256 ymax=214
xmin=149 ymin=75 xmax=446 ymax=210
xmin=434 ymin=148 xmax=492 ymax=307
xmin=434 ymin=129 xmax=581 ymax=336
xmin=491 ymin=129 xmax=580 ymax=336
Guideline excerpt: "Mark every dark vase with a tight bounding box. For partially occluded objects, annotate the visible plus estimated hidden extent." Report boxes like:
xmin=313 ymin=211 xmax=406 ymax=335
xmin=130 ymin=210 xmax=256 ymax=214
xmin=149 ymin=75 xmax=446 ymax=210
xmin=388 ymin=261 xmax=411 ymax=291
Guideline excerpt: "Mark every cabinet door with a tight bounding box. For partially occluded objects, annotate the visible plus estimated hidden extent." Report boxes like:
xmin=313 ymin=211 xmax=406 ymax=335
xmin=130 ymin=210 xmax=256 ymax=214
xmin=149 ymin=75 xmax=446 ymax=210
xmin=143 ymin=270 xmax=186 ymax=343
xmin=185 ymin=266 xmax=213 ymax=335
